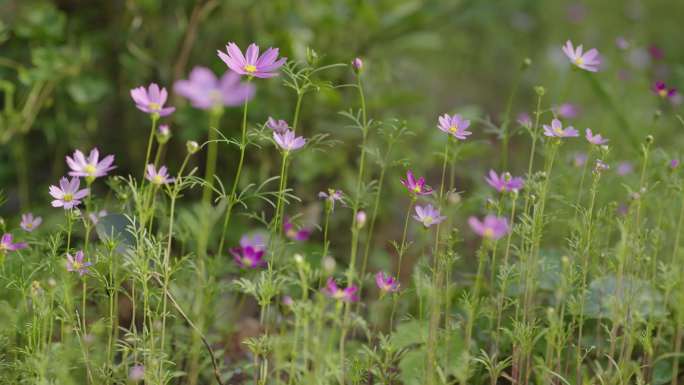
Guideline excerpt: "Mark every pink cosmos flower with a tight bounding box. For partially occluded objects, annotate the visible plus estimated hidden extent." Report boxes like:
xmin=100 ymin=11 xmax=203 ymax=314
xmin=438 ymin=113 xmax=472 ymax=140
xmin=562 ymin=40 xmax=601 ymax=72
xmin=653 ymin=81 xmax=677 ymax=100
xmin=174 ymin=67 xmax=255 ymax=109
xmin=66 ymin=250 xmax=92 ymax=276
xmin=554 ymin=103 xmax=579 ymax=119
xmin=543 ymin=119 xmax=578 ymax=138
xmin=318 ymin=189 xmax=344 ymax=211
xmin=218 ymin=42 xmax=287 ymax=79
xmin=400 ymin=170 xmax=433 ymax=196
xmin=485 ymin=170 xmax=524 ymax=193
xmin=649 ymin=44 xmax=664 ymax=61
xmin=352 ymin=57 xmax=363 ymax=71
xmin=375 ymin=272 xmax=400 ymax=293
xmin=284 ymin=217 xmax=312 ymax=242
xmin=145 ymin=164 xmax=174 ymax=186
xmin=594 ymin=160 xmax=610 ymax=174
xmin=49 ymin=177 xmax=90 ymax=209
xmin=273 ymin=129 xmax=306 ymax=152
xmin=574 ymin=153 xmax=588 ymax=167
xmin=671 ymin=159 xmax=680 ymax=169
xmin=413 ymin=204 xmax=446 ymax=228
xmin=20 ymin=213 xmax=42 ymax=232
xmin=89 ymin=210 xmax=108 ymax=225
xmin=517 ymin=112 xmax=532 ymax=128
xmin=230 ymin=242 xmax=266 ymax=269
xmin=468 ymin=215 xmax=510 ymax=240
xmin=0 ymin=233 xmax=27 ymax=253
xmin=129 ymin=365 xmax=145 ymax=382
xmin=356 ymin=211 xmax=367 ymax=229
xmin=66 ymin=148 xmax=116 ymax=181
xmin=323 ymin=278 xmax=359 ymax=302
xmin=266 ymin=117 xmax=290 ymax=134
xmin=130 ymin=83 xmax=175 ymax=117
xmin=585 ymin=128 xmax=609 ymax=145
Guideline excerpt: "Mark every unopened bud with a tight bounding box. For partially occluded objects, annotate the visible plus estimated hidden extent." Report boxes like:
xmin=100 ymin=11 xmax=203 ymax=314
xmin=294 ymin=253 xmax=304 ymax=265
xmin=322 ymin=256 xmax=336 ymax=273
xmin=522 ymin=58 xmax=532 ymax=68
xmin=356 ymin=210 xmax=367 ymax=229
xmin=645 ymin=135 xmax=654 ymax=144
xmin=157 ymin=124 xmax=171 ymax=144
xmin=186 ymin=140 xmax=199 ymax=154
xmin=534 ymin=86 xmax=546 ymax=96
xmin=352 ymin=57 xmax=363 ymax=73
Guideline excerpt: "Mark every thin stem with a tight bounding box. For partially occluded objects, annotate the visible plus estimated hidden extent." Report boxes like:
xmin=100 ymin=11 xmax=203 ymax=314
xmin=389 ymin=199 xmax=415 ymax=329
xmin=202 ymin=110 xmax=223 ymax=205
xmin=143 ymin=115 xmax=159 ymax=176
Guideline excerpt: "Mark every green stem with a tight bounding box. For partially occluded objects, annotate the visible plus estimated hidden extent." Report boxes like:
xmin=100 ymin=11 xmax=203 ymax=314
xmin=143 ymin=115 xmax=159 ymax=176
xmin=202 ymin=110 xmax=223 ymax=205
xmin=389 ymin=199 xmax=415 ymax=329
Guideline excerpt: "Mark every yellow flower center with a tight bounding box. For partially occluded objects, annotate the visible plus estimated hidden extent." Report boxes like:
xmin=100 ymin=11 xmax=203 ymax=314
xmin=149 ymin=102 xmax=160 ymax=110
xmin=658 ymin=89 xmax=668 ymax=98
xmin=574 ymin=57 xmax=584 ymax=66
xmin=26 ymin=223 xmax=33 ymax=229
xmin=72 ymin=261 xmax=82 ymax=270
xmin=423 ymin=216 xmax=433 ymax=225
xmin=484 ymin=228 xmax=494 ymax=238
xmin=449 ymin=125 xmax=458 ymax=133
xmin=84 ymin=164 xmax=97 ymax=176
xmin=153 ymin=175 xmax=164 ymax=185
xmin=244 ymin=64 xmax=257 ymax=73
xmin=413 ymin=185 xmax=421 ymax=193
xmin=63 ymin=193 xmax=73 ymax=202
xmin=333 ymin=291 xmax=345 ymax=299
xmin=554 ymin=127 xmax=564 ymax=135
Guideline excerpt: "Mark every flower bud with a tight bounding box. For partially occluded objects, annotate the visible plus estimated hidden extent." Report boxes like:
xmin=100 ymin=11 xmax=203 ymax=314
xmin=306 ymin=47 xmax=319 ymax=66
xmin=645 ymin=135 xmax=654 ymax=144
xmin=522 ymin=57 xmax=532 ymax=68
xmin=186 ymin=140 xmax=199 ymax=155
xmin=294 ymin=253 xmax=304 ymax=265
xmin=355 ymin=210 xmax=367 ymax=229
xmin=534 ymin=86 xmax=546 ymax=96
xmin=322 ymin=256 xmax=336 ymax=273
xmin=157 ymin=124 xmax=171 ymax=144
xmin=352 ymin=57 xmax=363 ymax=73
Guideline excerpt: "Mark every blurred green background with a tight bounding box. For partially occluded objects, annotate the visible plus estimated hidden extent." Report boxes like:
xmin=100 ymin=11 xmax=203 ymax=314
xmin=1 ymin=0 xmax=683 ymax=223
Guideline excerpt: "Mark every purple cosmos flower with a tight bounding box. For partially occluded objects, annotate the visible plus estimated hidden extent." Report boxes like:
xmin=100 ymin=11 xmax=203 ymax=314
xmin=671 ymin=159 xmax=680 ymax=169
xmin=20 ymin=213 xmax=42 ymax=232
xmin=375 ymin=272 xmax=400 ymax=293
xmin=0 ymin=233 xmax=27 ymax=253
xmin=585 ymin=128 xmax=609 ymax=145
xmin=174 ymin=67 xmax=255 ymax=109
xmin=273 ymin=129 xmax=306 ymax=152
xmin=66 ymin=148 xmax=116 ymax=181
xmin=49 ymin=177 xmax=90 ymax=209
xmin=649 ymin=45 xmax=664 ymax=61
xmin=400 ymin=170 xmax=433 ymax=196
xmin=240 ymin=233 xmax=267 ymax=251
xmin=230 ymin=241 xmax=267 ymax=269
xmin=130 ymin=83 xmax=175 ymax=117
xmin=413 ymin=204 xmax=447 ymax=228
xmin=554 ymin=103 xmax=579 ymax=119
xmin=145 ymin=164 xmax=174 ymax=186
xmin=468 ymin=215 xmax=510 ymax=240
xmin=89 ymin=210 xmax=107 ymax=225
xmin=318 ymin=189 xmax=344 ymax=211
xmin=517 ymin=112 xmax=532 ymax=128
xmin=218 ymin=42 xmax=287 ymax=79
xmin=617 ymin=161 xmax=633 ymax=176
xmin=653 ymin=81 xmax=677 ymax=100
xmin=562 ymin=40 xmax=601 ymax=72
xmin=485 ymin=170 xmax=524 ymax=193
xmin=543 ymin=119 xmax=578 ymax=138
xmin=323 ymin=278 xmax=359 ymax=302
xmin=438 ymin=113 xmax=472 ymax=140
xmin=66 ymin=250 xmax=92 ymax=276
xmin=574 ymin=153 xmax=588 ymax=167
xmin=284 ymin=217 xmax=312 ymax=242
xmin=129 ymin=365 xmax=145 ymax=382
xmin=266 ymin=117 xmax=290 ymax=134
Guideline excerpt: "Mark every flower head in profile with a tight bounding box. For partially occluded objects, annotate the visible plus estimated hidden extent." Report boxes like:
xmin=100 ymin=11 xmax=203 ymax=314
xmin=0 ymin=233 xmax=27 ymax=253
xmin=145 ymin=164 xmax=174 ymax=186
xmin=323 ymin=278 xmax=359 ymax=302
xmin=653 ymin=81 xmax=677 ymax=100
xmin=585 ymin=128 xmax=609 ymax=145
xmin=319 ymin=189 xmax=344 ymax=211
xmin=174 ymin=67 xmax=255 ymax=110
xmin=130 ymin=83 xmax=175 ymax=117
xmin=485 ymin=170 xmax=524 ymax=193
xmin=66 ymin=148 xmax=116 ymax=181
xmin=284 ymin=217 xmax=312 ymax=242
xmin=670 ymin=159 xmax=680 ymax=170
xmin=543 ymin=119 xmax=578 ymax=138
xmin=266 ymin=117 xmax=290 ymax=134
xmin=218 ymin=42 xmax=287 ymax=78
xmin=517 ymin=112 xmax=532 ymax=128
xmin=413 ymin=204 xmax=446 ymax=228
xmin=66 ymin=250 xmax=92 ymax=276
xmin=356 ymin=211 xmax=367 ymax=229
xmin=438 ymin=113 xmax=472 ymax=140
xmin=468 ymin=215 xmax=510 ymax=240
xmin=273 ymin=130 xmax=306 ymax=152
xmin=352 ymin=57 xmax=363 ymax=72
xmin=49 ymin=177 xmax=90 ymax=209
xmin=593 ymin=159 xmax=610 ymax=174
xmin=375 ymin=272 xmax=400 ymax=293
xmin=400 ymin=170 xmax=433 ymax=197
xmin=20 ymin=213 xmax=42 ymax=232
xmin=89 ymin=210 xmax=108 ymax=225
xmin=562 ymin=40 xmax=601 ymax=72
